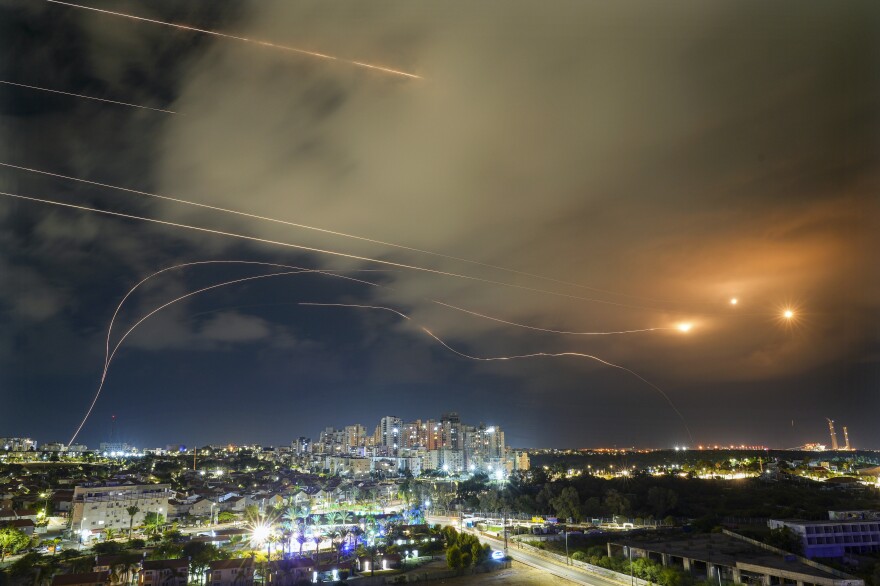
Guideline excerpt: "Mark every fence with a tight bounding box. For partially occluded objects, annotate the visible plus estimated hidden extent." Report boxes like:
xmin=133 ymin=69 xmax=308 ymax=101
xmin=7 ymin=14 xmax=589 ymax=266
xmin=349 ymin=561 xmax=511 ymax=585
xmin=513 ymin=539 xmax=651 ymax=586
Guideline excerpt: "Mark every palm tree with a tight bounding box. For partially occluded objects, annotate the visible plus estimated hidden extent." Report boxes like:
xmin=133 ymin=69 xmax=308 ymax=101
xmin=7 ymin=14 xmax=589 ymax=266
xmin=329 ymin=529 xmax=343 ymax=565
xmin=126 ymin=505 xmax=140 ymax=539
xmin=104 ymin=527 xmax=118 ymax=541
xmin=312 ymin=533 xmax=322 ymax=560
xmin=295 ymin=533 xmax=307 ymax=558
xmin=295 ymin=504 xmax=311 ymax=527
xmin=267 ymin=533 xmax=281 ymax=561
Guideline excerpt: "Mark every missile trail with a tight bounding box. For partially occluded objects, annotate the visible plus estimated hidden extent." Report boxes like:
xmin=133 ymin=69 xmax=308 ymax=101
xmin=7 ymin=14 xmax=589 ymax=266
xmin=46 ymin=0 xmax=421 ymax=80
xmin=303 ymin=302 xmax=694 ymax=442
xmin=0 ymin=162 xmax=702 ymax=308
xmin=429 ymin=299 xmax=672 ymax=335
xmin=100 ymin=261 xmax=385 ymax=371
xmin=68 ymin=256 xmax=682 ymax=446
xmin=69 ymin=268 xmax=307 ymax=446
xmin=68 ymin=264 xmax=389 ymax=447
xmin=300 ymin=302 xmax=411 ymax=321
xmin=0 ymin=190 xmax=677 ymax=309
xmin=0 ymin=80 xmax=177 ymax=114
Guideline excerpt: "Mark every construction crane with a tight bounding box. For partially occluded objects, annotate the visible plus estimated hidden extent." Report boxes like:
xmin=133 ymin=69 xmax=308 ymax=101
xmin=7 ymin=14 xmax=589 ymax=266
xmin=826 ymin=418 xmax=839 ymax=450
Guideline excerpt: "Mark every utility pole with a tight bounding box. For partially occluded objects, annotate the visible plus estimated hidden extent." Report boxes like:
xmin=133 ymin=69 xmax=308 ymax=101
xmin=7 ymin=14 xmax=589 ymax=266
xmin=503 ymin=510 xmax=508 ymax=555
xmin=629 ymin=546 xmax=634 ymax=586
xmin=564 ymin=530 xmax=570 ymax=565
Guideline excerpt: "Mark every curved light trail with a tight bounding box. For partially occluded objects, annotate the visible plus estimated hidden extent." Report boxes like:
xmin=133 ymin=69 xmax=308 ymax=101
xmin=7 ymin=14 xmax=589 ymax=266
xmin=68 ymin=265 xmax=390 ymax=447
xmin=303 ymin=302 xmax=694 ymax=442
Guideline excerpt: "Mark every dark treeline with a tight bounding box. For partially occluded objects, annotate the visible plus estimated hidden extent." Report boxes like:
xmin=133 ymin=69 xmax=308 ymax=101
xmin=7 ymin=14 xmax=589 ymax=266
xmin=455 ymin=468 xmax=880 ymax=523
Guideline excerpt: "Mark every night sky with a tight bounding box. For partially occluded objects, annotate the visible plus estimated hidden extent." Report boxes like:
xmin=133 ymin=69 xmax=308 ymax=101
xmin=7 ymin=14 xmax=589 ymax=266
xmin=1 ymin=1 xmax=878 ymax=450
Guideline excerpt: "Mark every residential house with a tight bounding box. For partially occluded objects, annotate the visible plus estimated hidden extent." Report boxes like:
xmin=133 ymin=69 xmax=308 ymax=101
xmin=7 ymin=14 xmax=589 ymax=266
xmin=266 ymin=558 xmax=315 ymax=585
xmin=139 ymin=558 xmax=188 ymax=586
xmin=208 ymin=558 xmax=254 ymax=586
xmin=94 ymin=555 xmax=141 ymax=585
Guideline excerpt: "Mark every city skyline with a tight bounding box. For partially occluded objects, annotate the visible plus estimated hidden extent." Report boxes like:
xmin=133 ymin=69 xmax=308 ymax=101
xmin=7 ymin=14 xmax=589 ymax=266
xmin=2 ymin=1 xmax=878 ymax=449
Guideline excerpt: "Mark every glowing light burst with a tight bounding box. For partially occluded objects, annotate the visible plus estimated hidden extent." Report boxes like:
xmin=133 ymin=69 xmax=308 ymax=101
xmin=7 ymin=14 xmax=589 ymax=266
xmin=303 ymin=302 xmax=694 ymax=442
xmin=677 ymin=323 xmax=693 ymax=333
xmin=46 ymin=0 xmax=421 ymax=80
xmin=244 ymin=511 xmax=279 ymax=549
xmin=783 ymin=309 xmax=794 ymax=319
xmin=730 ymin=298 xmax=738 ymax=305
xmin=0 ymin=80 xmax=176 ymax=113
xmin=251 ymin=522 xmax=272 ymax=546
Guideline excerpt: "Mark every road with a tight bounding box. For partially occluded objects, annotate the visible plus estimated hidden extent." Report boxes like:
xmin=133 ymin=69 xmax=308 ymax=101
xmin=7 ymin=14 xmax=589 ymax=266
xmin=428 ymin=515 xmax=625 ymax=586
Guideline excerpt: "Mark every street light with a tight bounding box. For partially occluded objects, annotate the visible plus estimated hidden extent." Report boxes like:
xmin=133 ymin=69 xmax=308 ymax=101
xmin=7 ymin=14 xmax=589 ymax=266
xmin=627 ymin=546 xmax=634 ymax=586
xmin=564 ymin=530 xmax=570 ymax=565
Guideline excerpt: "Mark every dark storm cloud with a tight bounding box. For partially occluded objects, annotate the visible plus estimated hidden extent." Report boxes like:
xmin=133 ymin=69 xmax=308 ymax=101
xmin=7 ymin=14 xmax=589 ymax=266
xmin=1 ymin=0 xmax=878 ymax=447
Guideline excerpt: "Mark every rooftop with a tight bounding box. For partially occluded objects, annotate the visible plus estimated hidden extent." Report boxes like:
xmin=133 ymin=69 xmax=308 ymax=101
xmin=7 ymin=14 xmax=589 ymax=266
xmin=613 ymin=533 xmax=853 ymax=581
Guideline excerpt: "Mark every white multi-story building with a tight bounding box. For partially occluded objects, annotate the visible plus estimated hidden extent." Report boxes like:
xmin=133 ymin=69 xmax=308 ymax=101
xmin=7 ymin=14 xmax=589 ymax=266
xmin=427 ymin=448 xmax=465 ymax=473
xmin=463 ymin=424 xmax=506 ymax=471
xmin=379 ymin=416 xmax=403 ymax=454
xmin=71 ymin=483 xmax=173 ymax=537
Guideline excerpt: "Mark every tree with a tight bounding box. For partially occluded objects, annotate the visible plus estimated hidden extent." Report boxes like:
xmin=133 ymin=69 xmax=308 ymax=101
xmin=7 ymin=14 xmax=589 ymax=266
xmin=647 ymin=487 xmax=678 ymax=518
xmin=150 ymin=541 xmax=184 ymax=561
xmin=604 ymin=490 xmax=631 ymax=516
xmin=143 ymin=512 xmax=165 ymax=539
xmin=0 ymin=526 xmax=30 ymax=562
xmin=765 ymin=527 xmax=803 ymax=555
xmin=217 ymin=511 xmax=236 ymax=524
xmin=470 ymin=541 xmax=489 ymax=566
xmin=551 ymin=486 xmax=582 ymax=522
xmin=446 ymin=544 xmax=462 ymax=569
xmin=182 ymin=541 xmax=226 ymax=583
xmin=126 ymin=505 xmax=141 ymax=539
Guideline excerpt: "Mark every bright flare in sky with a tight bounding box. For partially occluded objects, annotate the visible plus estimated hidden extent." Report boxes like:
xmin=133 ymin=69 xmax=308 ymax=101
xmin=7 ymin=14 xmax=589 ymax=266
xmin=783 ymin=309 xmax=794 ymax=319
xmin=677 ymin=323 xmax=693 ymax=332
xmin=730 ymin=298 xmax=738 ymax=305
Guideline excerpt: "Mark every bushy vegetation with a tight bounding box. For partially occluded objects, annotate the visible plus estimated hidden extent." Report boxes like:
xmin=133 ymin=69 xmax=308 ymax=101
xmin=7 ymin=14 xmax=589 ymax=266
xmin=441 ymin=527 xmax=491 ymax=570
